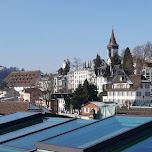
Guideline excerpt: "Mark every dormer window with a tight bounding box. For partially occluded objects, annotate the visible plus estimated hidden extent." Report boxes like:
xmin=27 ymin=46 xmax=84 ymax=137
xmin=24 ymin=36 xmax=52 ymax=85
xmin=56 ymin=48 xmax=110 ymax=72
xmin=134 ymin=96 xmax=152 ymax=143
xmin=126 ymin=84 xmax=130 ymax=88
xmin=120 ymin=76 xmax=123 ymax=81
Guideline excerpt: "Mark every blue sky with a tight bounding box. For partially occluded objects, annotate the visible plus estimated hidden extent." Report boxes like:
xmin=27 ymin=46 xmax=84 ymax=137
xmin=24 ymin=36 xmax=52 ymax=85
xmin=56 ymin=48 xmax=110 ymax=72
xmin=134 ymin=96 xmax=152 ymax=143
xmin=0 ymin=0 xmax=151 ymax=73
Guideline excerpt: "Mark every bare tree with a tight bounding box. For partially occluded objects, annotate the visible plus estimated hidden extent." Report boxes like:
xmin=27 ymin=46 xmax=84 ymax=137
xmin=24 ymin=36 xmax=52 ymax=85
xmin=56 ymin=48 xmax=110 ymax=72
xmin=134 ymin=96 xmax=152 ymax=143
xmin=132 ymin=41 xmax=152 ymax=74
xmin=132 ymin=45 xmax=144 ymax=74
xmin=38 ymin=74 xmax=54 ymax=108
xmin=144 ymin=41 xmax=152 ymax=60
xmin=71 ymin=58 xmax=82 ymax=70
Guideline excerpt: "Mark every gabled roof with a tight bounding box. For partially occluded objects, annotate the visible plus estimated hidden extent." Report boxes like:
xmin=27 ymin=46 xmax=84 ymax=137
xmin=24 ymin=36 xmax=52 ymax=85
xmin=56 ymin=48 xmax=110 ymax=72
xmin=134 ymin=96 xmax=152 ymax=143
xmin=91 ymin=102 xmax=106 ymax=107
xmin=108 ymin=74 xmax=149 ymax=91
xmin=4 ymin=70 xmax=41 ymax=87
xmin=82 ymin=101 xmax=105 ymax=107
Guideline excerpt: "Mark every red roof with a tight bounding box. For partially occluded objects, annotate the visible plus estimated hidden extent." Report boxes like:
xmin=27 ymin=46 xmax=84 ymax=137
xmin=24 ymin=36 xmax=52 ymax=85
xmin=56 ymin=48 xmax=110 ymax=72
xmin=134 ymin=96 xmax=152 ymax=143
xmin=4 ymin=70 xmax=41 ymax=87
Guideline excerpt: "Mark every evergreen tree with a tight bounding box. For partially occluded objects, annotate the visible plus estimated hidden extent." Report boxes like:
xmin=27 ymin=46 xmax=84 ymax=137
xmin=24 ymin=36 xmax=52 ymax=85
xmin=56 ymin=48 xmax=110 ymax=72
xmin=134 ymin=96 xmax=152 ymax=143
xmin=82 ymin=79 xmax=90 ymax=103
xmin=64 ymin=96 xmax=71 ymax=111
xmin=0 ymin=81 xmax=8 ymax=90
xmin=123 ymin=47 xmax=134 ymax=75
xmin=88 ymin=84 xmax=98 ymax=101
xmin=93 ymin=54 xmax=102 ymax=76
xmin=57 ymin=68 xmax=63 ymax=75
xmin=111 ymin=52 xmax=121 ymax=65
xmin=83 ymin=79 xmax=98 ymax=102
xmin=98 ymin=91 xmax=107 ymax=102
xmin=94 ymin=54 xmax=102 ymax=68
xmin=70 ymin=79 xmax=98 ymax=110
xmin=71 ymin=84 xmax=84 ymax=110
xmin=63 ymin=63 xmax=70 ymax=75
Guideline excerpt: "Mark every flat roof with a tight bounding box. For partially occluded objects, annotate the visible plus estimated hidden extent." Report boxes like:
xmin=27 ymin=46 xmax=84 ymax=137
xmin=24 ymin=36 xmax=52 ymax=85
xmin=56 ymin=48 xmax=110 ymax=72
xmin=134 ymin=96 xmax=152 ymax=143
xmin=2 ymin=119 xmax=95 ymax=150
xmin=36 ymin=116 xmax=152 ymax=152
xmin=0 ymin=117 xmax=72 ymax=143
xmin=0 ymin=112 xmax=40 ymax=124
xmin=123 ymin=136 xmax=152 ymax=152
xmin=0 ymin=145 xmax=27 ymax=152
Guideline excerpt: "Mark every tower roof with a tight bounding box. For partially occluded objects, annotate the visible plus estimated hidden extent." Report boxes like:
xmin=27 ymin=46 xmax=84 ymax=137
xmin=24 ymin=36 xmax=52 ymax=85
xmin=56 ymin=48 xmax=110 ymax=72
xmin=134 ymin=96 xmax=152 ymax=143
xmin=107 ymin=29 xmax=119 ymax=49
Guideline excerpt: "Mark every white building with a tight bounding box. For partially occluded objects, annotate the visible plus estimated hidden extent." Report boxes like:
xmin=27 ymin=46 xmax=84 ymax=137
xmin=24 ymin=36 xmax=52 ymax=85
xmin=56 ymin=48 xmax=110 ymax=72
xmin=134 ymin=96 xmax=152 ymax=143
xmin=72 ymin=68 xmax=96 ymax=91
xmin=66 ymin=71 xmax=74 ymax=92
xmin=103 ymin=74 xmax=151 ymax=106
xmin=58 ymin=98 xmax=66 ymax=113
xmin=51 ymin=93 xmax=72 ymax=113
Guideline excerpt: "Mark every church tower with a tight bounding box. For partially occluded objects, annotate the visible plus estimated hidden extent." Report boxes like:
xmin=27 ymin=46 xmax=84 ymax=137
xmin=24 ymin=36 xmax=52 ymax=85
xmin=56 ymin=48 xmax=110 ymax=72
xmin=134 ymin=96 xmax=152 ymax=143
xmin=107 ymin=29 xmax=119 ymax=65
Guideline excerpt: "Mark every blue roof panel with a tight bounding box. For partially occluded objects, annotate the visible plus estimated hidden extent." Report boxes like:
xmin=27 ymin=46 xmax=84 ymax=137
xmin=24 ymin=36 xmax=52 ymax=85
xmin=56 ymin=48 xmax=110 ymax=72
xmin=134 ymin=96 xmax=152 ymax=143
xmin=41 ymin=116 xmax=152 ymax=149
xmin=0 ymin=145 xmax=27 ymax=152
xmin=123 ymin=136 xmax=152 ymax=152
xmin=0 ymin=117 xmax=71 ymax=143
xmin=0 ymin=112 xmax=40 ymax=124
xmin=2 ymin=119 xmax=95 ymax=150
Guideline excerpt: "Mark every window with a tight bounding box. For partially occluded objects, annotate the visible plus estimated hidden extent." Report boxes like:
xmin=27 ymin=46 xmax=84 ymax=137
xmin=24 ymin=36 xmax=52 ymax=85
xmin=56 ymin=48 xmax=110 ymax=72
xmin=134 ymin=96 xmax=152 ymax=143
xmin=140 ymin=84 xmax=143 ymax=88
xmin=84 ymin=107 xmax=90 ymax=113
xmin=136 ymin=92 xmax=141 ymax=96
xmin=131 ymin=92 xmax=134 ymax=96
xmin=126 ymin=84 xmax=130 ymax=88
xmin=145 ymin=84 xmax=150 ymax=88
xmin=108 ymin=92 xmax=111 ymax=96
xmin=145 ymin=92 xmax=150 ymax=96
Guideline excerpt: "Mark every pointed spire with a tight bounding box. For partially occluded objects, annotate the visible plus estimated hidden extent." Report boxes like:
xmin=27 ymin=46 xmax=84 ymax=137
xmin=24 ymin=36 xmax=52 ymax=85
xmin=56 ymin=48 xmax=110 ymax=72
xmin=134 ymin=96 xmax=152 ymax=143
xmin=110 ymin=29 xmax=117 ymax=44
xmin=107 ymin=29 xmax=119 ymax=49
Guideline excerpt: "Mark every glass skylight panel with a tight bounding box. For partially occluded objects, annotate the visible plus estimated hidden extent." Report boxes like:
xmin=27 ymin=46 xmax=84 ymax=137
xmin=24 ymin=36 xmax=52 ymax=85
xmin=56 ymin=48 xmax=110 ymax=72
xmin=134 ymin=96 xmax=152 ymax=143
xmin=0 ymin=118 xmax=71 ymax=143
xmin=0 ymin=112 xmax=40 ymax=124
xmin=2 ymin=119 xmax=94 ymax=150
xmin=41 ymin=116 xmax=152 ymax=149
xmin=123 ymin=136 xmax=152 ymax=152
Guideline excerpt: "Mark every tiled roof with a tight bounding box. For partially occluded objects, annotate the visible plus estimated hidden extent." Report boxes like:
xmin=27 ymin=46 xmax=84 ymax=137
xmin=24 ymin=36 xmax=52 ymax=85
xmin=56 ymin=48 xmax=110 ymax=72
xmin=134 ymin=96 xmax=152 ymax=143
xmin=25 ymin=88 xmax=42 ymax=94
xmin=108 ymin=75 xmax=145 ymax=91
xmin=4 ymin=70 xmax=41 ymax=87
xmin=0 ymin=101 xmax=28 ymax=115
